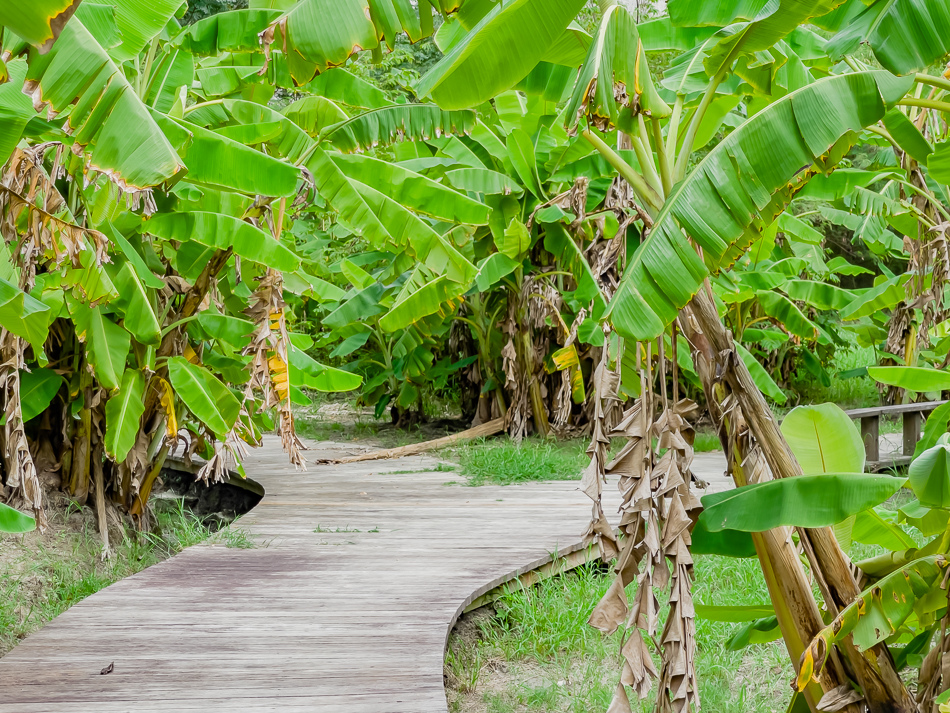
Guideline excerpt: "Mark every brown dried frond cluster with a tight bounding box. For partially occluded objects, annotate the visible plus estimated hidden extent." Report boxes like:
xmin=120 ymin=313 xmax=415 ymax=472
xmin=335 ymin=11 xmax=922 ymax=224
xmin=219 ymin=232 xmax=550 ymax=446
xmin=583 ymin=338 xmax=702 ymax=713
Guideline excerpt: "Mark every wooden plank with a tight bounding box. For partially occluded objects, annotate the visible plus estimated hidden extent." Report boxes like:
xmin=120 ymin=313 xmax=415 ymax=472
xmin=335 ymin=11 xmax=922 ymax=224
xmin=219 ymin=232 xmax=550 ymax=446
xmin=844 ymin=400 xmax=946 ymax=419
xmin=904 ymin=411 xmax=922 ymax=457
xmin=0 ymin=437 xmax=729 ymax=712
xmin=861 ymin=415 xmax=880 ymax=463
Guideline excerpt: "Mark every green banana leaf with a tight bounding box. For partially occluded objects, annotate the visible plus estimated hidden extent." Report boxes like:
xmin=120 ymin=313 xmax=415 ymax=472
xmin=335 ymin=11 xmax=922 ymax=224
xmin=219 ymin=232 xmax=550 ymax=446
xmin=0 ymin=502 xmax=36 ymax=533
xmin=506 ymin=128 xmax=546 ymax=199
xmin=782 ymin=280 xmax=854 ymax=311
xmin=20 ymin=368 xmax=64 ymax=422
xmin=167 ymin=356 xmax=241 ymax=438
xmin=928 ymin=141 xmax=950 ymax=185
xmin=104 ymin=369 xmax=145 ymax=461
xmin=194 ymin=313 xmax=255 ymax=350
xmin=781 ymin=403 xmax=866 ymax=474
xmin=606 ymin=71 xmax=912 ymax=341
xmin=908 ymin=444 xmax=950 ymax=508
xmin=152 ymin=112 xmax=299 ymax=198
xmin=883 ymin=108 xmax=933 ymax=164
xmin=110 ymin=262 xmax=161 ymax=348
xmin=444 ymin=168 xmax=524 ymax=196
xmin=172 ymin=8 xmax=282 ymax=55
xmin=867 ymin=366 xmax=950 ymax=393
xmin=24 ymin=18 xmax=184 ymax=190
xmin=379 ymin=273 xmax=466 ymax=333
xmin=668 ymin=0 xmax=768 ymax=27
xmin=330 ymin=153 xmax=491 ymax=225
xmin=107 ymin=0 xmax=182 ymax=61
xmin=756 ymin=291 xmax=817 ymax=340
xmin=565 ymin=3 xmax=670 ymax=134
xmin=416 ymin=0 xmax=587 ymax=110
xmin=146 ymin=212 xmax=300 ymax=273
xmin=0 ymin=0 xmax=82 ymax=52
xmin=289 ymin=345 xmax=362 ymax=392
xmin=915 ymin=402 xmax=950 ymax=457
xmin=262 ymin=0 xmax=380 ymax=85
xmin=690 ymin=515 xmax=758 ymax=558
xmin=283 ymin=96 xmax=349 ymax=142
xmin=474 ymin=253 xmax=521 ymax=291
xmin=699 ymin=472 xmax=905 ymax=532
xmin=543 ymin=223 xmax=608 ymax=318
xmin=0 ymin=277 xmax=50 ymax=347
xmin=71 ymin=304 xmax=130 ymax=391
xmin=0 ymin=60 xmax=37 ymax=167
xmin=840 ymin=274 xmax=911 ymax=320
xmin=799 ymin=555 xmax=948 ymax=693
xmin=347 ymin=181 xmax=477 ymax=284
xmin=305 ymin=67 xmax=392 ymax=110
xmin=323 ymin=105 xmax=476 ymax=153
xmin=827 ymin=0 xmax=950 ymax=75
xmin=735 ymin=343 xmax=787 ymax=405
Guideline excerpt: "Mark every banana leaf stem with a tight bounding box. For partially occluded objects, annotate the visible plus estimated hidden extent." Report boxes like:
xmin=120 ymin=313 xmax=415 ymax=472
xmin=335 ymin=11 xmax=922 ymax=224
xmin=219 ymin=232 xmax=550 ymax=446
xmin=582 ymin=130 xmax=663 ymax=215
xmin=915 ymin=73 xmax=950 ymax=94
xmin=898 ymin=98 xmax=950 ymax=114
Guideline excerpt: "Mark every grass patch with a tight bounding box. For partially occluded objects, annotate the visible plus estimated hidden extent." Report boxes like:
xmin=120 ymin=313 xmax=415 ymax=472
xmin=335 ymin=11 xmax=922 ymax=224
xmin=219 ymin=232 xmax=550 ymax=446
xmin=789 ymin=344 xmax=881 ymax=411
xmin=450 ymin=438 xmax=590 ymax=486
xmin=0 ymin=497 xmax=253 ymax=656
xmin=449 ymin=434 xmax=723 ymax=487
xmin=446 ymin=556 xmax=789 ymax=712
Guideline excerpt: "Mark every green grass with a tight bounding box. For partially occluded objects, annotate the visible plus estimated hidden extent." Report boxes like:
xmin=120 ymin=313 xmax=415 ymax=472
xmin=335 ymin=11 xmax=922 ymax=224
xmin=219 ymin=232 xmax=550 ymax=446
xmin=0 ymin=499 xmax=254 ymax=655
xmin=449 ymin=438 xmax=590 ymax=486
xmin=789 ymin=344 xmax=881 ymax=411
xmin=448 ymin=434 xmax=723 ymax=487
xmin=446 ymin=555 xmax=789 ymax=712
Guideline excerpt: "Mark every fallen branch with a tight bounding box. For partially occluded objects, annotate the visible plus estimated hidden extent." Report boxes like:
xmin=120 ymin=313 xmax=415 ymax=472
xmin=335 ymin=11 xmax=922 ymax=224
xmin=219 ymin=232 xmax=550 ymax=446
xmin=320 ymin=418 xmax=506 ymax=464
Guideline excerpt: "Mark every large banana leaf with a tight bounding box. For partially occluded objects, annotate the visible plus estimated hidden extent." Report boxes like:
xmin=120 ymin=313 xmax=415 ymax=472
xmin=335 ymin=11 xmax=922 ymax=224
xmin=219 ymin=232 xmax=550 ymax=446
xmin=867 ymin=366 xmax=950 ymax=392
xmin=323 ymin=105 xmax=476 ymax=153
xmin=104 ymin=369 xmax=145 ymax=461
xmin=542 ymin=223 xmax=607 ymax=318
xmin=146 ymin=212 xmax=301 ymax=272
xmin=606 ymin=70 xmax=912 ymax=341
xmin=110 ymin=262 xmax=161 ymax=348
xmin=288 ymin=345 xmax=362 ymax=392
xmin=20 ymin=368 xmax=64 ymax=422
xmin=330 ymin=153 xmax=490 ymax=225
xmin=699 ymin=472 xmax=905 ymax=532
xmin=167 ymin=356 xmax=241 ymax=438
xmin=781 ymin=403 xmax=865 ymax=474
xmin=416 ymin=0 xmax=587 ymax=110
xmin=379 ymin=272 xmax=466 ymax=332
xmin=0 ymin=277 xmax=50 ymax=347
xmin=0 ymin=502 xmax=36 ymax=533
xmin=23 ymin=18 xmax=185 ymax=190
xmin=908 ymin=444 xmax=950 ymax=508
xmin=735 ymin=342 xmax=787 ymax=404
xmin=262 ymin=0 xmax=380 ymax=85
xmin=305 ymin=67 xmax=392 ymax=110
xmin=70 ymin=304 xmax=130 ymax=391
xmin=565 ymin=4 xmax=670 ymax=134
xmin=152 ymin=112 xmax=299 ymax=197
xmin=107 ymin=0 xmax=182 ymax=61
xmin=798 ymin=555 xmax=948 ymax=692
xmin=827 ymin=0 xmax=950 ymax=75
xmin=172 ymin=8 xmax=282 ymax=55
xmin=668 ymin=0 xmax=769 ymax=27
xmin=349 ymin=181 xmax=477 ymax=284
xmin=0 ymin=0 xmax=83 ymax=52
xmin=0 ymin=60 xmax=34 ymax=167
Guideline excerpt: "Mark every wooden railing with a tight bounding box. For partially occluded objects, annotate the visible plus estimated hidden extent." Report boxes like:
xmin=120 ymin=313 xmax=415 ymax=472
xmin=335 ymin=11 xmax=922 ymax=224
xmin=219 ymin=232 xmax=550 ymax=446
xmin=843 ymin=401 xmax=947 ymax=470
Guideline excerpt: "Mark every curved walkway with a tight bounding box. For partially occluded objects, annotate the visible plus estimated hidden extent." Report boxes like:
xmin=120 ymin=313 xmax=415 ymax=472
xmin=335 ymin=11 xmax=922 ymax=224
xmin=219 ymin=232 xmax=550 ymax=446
xmin=0 ymin=437 xmax=728 ymax=712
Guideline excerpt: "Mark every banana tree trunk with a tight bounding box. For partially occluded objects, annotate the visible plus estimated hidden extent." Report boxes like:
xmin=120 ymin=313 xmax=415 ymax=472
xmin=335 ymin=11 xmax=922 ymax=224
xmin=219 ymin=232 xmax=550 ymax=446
xmin=684 ymin=287 xmax=915 ymax=713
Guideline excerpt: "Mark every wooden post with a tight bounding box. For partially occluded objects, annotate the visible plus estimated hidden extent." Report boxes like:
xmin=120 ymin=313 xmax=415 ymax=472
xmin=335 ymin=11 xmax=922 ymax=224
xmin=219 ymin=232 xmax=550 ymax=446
xmin=903 ymin=412 xmax=922 ymax=457
xmin=861 ymin=416 xmax=880 ymax=464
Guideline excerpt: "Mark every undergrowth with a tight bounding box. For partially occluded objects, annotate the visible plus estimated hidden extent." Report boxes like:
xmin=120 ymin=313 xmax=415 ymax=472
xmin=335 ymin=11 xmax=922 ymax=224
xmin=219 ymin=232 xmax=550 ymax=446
xmin=445 ymin=557 xmax=788 ymax=713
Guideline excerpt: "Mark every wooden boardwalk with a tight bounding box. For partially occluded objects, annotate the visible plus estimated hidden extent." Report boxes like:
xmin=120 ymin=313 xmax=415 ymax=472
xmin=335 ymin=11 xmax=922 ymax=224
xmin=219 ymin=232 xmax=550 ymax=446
xmin=0 ymin=437 xmax=730 ymax=713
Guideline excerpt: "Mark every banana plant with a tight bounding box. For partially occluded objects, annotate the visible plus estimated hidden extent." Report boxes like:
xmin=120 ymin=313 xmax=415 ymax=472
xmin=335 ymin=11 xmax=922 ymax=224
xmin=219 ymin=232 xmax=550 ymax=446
xmin=412 ymin=0 xmax=950 ymax=709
